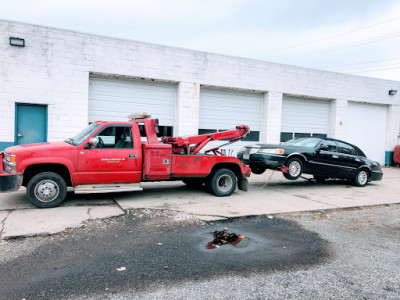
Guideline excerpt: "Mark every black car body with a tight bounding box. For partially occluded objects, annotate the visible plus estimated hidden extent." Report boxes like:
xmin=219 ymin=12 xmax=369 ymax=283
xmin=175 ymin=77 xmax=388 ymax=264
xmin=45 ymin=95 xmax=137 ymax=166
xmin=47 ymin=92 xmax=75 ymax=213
xmin=237 ymin=137 xmax=383 ymax=186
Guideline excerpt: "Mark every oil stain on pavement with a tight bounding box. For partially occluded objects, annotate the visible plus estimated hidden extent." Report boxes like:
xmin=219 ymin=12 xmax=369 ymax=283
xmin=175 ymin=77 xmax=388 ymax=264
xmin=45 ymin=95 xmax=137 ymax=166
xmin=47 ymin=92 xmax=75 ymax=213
xmin=0 ymin=210 xmax=331 ymax=299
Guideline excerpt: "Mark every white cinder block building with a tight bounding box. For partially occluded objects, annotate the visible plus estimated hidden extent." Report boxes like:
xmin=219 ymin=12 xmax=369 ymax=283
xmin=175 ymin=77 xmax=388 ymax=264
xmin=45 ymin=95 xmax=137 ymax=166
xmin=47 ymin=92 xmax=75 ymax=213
xmin=1 ymin=20 xmax=399 ymax=164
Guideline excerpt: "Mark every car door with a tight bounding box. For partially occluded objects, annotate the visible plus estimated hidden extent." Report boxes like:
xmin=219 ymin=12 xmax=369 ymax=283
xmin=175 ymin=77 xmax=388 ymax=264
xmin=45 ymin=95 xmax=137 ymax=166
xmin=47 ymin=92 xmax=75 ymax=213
xmin=77 ymin=125 xmax=142 ymax=184
xmin=335 ymin=141 xmax=361 ymax=179
xmin=308 ymin=139 xmax=340 ymax=177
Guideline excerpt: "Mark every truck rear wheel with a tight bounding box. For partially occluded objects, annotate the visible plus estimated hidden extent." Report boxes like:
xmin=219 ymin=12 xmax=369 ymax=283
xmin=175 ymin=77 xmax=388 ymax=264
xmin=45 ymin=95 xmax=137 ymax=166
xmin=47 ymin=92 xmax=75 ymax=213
xmin=27 ymin=172 xmax=67 ymax=208
xmin=206 ymin=168 xmax=237 ymax=197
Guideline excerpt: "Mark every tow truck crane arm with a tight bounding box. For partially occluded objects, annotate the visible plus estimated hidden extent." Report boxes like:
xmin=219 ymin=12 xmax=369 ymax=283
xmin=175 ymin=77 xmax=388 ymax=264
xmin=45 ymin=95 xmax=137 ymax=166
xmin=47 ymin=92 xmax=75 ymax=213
xmin=161 ymin=125 xmax=250 ymax=155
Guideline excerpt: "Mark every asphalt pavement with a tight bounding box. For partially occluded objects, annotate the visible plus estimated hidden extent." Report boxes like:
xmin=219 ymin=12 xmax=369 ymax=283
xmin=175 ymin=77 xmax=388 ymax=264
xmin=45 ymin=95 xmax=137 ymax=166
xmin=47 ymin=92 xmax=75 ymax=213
xmin=1 ymin=205 xmax=399 ymax=299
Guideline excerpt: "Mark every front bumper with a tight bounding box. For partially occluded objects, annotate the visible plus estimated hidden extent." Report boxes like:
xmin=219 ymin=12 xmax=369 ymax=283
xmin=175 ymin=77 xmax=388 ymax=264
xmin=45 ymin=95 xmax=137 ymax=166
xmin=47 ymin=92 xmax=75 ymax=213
xmin=0 ymin=173 xmax=23 ymax=192
xmin=370 ymin=170 xmax=383 ymax=181
xmin=237 ymin=152 xmax=286 ymax=169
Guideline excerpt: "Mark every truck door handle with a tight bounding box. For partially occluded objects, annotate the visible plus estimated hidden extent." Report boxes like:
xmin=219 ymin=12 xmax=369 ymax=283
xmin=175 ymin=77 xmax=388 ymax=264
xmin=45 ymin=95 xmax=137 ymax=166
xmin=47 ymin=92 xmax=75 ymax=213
xmin=17 ymin=133 xmax=23 ymax=137
xmin=332 ymin=155 xmax=339 ymax=159
xmin=129 ymin=154 xmax=137 ymax=158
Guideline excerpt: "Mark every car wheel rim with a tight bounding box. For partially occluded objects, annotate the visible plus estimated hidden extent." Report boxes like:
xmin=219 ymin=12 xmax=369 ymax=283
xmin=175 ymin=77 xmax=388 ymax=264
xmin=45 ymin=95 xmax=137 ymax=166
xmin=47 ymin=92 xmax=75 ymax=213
xmin=217 ymin=174 xmax=233 ymax=193
xmin=289 ymin=161 xmax=301 ymax=177
xmin=34 ymin=180 xmax=59 ymax=202
xmin=358 ymin=171 xmax=368 ymax=185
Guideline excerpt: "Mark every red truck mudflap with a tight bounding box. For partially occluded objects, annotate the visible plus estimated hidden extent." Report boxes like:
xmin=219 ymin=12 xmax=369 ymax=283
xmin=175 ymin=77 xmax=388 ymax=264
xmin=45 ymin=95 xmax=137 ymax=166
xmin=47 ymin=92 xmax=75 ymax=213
xmin=0 ymin=152 xmax=23 ymax=193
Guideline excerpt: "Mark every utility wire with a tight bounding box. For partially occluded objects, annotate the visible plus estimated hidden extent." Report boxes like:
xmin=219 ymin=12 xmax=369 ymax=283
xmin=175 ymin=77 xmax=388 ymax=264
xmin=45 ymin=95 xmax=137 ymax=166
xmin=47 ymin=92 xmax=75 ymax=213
xmin=319 ymin=56 xmax=400 ymax=69
xmin=263 ymin=31 xmax=400 ymax=60
xmin=248 ymin=16 xmax=400 ymax=56
xmin=351 ymin=66 xmax=400 ymax=74
xmin=337 ymin=62 xmax=400 ymax=72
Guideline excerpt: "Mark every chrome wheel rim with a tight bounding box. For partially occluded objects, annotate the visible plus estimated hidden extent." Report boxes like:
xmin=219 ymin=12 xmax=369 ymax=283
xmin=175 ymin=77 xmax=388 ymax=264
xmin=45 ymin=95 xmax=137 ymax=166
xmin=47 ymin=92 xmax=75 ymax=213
xmin=289 ymin=161 xmax=301 ymax=177
xmin=34 ymin=180 xmax=59 ymax=202
xmin=217 ymin=174 xmax=233 ymax=193
xmin=358 ymin=170 xmax=368 ymax=185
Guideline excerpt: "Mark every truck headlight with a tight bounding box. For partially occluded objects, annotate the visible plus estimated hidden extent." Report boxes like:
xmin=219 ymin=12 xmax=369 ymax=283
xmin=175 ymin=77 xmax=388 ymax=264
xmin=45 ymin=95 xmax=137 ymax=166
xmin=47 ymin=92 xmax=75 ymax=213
xmin=3 ymin=152 xmax=17 ymax=173
xmin=258 ymin=148 xmax=285 ymax=155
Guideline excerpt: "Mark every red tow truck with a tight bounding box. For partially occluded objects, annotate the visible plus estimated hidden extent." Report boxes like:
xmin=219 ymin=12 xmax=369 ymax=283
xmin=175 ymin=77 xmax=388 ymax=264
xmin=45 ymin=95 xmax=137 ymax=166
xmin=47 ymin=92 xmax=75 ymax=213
xmin=0 ymin=114 xmax=251 ymax=208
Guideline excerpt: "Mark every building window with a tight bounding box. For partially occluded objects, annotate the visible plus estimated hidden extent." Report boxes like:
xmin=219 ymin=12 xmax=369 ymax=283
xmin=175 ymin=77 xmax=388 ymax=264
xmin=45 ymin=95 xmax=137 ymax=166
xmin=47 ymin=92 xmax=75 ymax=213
xmin=280 ymin=132 xmax=327 ymax=142
xmin=138 ymin=125 xmax=173 ymax=137
xmin=198 ymin=129 xmax=259 ymax=142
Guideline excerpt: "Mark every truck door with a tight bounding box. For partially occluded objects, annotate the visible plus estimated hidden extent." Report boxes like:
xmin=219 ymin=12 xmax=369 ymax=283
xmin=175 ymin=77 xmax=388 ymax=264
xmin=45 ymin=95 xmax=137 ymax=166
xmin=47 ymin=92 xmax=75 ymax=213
xmin=77 ymin=125 xmax=142 ymax=184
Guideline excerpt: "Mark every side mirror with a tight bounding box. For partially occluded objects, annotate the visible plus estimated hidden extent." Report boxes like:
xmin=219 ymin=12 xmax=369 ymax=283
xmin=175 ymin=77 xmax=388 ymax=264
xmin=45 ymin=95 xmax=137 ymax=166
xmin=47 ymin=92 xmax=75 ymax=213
xmin=89 ymin=137 xmax=98 ymax=147
xmin=318 ymin=145 xmax=329 ymax=152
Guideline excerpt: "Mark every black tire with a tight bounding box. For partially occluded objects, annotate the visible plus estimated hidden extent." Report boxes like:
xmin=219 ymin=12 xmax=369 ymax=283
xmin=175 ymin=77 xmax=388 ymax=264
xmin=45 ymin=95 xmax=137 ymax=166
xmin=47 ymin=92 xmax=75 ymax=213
xmin=205 ymin=168 xmax=237 ymax=197
xmin=182 ymin=178 xmax=204 ymax=188
xmin=354 ymin=168 xmax=369 ymax=187
xmin=283 ymin=157 xmax=303 ymax=180
xmin=250 ymin=165 xmax=267 ymax=175
xmin=26 ymin=172 xmax=67 ymax=208
xmin=313 ymin=176 xmax=326 ymax=183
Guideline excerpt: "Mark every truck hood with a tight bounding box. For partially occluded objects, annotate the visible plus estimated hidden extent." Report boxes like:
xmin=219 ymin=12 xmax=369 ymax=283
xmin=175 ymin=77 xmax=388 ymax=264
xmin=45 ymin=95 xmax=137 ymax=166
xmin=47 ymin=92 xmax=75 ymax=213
xmin=4 ymin=142 xmax=76 ymax=154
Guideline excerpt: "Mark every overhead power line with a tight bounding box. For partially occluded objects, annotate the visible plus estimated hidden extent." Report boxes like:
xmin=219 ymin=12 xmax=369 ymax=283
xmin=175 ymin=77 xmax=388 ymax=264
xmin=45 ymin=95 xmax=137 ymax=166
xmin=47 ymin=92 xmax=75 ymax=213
xmin=319 ymin=56 xmax=400 ymax=69
xmin=351 ymin=66 xmax=400 ymax=74
xmin=249 ymin=16 xmax=400 ymax=56
xmin=263 ymin=31 xmax=400 ymax=60
xmin=339 ymin=62 xmax=400 ymax=72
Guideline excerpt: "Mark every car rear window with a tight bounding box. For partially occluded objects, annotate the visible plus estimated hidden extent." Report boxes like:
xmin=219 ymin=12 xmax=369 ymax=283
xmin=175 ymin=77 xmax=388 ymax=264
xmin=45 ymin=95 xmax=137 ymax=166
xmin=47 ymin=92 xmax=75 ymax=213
xmin=337 ymin=141 xmax=358 ymax=155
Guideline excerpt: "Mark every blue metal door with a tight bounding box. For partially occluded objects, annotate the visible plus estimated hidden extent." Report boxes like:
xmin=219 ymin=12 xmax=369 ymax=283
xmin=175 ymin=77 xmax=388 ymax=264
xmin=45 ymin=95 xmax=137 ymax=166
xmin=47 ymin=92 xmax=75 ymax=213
xmin=16 ymin=104 xmax=47 ymax=145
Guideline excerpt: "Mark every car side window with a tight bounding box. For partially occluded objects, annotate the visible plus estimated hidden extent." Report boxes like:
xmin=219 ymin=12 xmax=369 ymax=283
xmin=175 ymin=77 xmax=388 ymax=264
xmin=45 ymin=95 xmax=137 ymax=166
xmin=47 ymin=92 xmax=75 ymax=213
xmin=319 ymin=140 xmax=337 ymax=152
xmin=337 ymin=141 xmax=357 ymax=155
xmin=94 ymin=126 xmax=133 ymax=149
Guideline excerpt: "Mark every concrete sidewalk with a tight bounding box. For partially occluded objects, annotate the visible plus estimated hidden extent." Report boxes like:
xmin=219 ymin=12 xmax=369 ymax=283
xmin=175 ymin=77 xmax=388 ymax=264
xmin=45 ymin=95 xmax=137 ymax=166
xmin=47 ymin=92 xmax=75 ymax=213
xmin=1 ymin=167 xmax=399 ymax=240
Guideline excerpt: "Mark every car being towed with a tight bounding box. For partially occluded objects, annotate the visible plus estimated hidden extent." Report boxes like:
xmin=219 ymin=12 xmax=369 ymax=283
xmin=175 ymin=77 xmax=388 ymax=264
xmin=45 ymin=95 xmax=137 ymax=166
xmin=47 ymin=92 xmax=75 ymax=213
xmin=237 ymin=137 xmax=383 ymax=187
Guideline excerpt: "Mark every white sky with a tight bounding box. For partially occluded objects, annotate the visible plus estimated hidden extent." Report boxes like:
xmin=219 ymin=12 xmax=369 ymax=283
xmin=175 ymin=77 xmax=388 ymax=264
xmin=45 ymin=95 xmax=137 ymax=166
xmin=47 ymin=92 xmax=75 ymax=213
xmin=1 ymin=0 xmax=400 ymax=81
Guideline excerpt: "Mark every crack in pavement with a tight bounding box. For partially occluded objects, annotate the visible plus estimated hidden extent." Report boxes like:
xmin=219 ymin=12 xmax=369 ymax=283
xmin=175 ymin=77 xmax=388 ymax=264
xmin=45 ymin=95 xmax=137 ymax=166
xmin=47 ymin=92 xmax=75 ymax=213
xmin=87 ymin=208 xmax=93 ymax=219
xmin=112 ymin=197 xmax=127 ymax=214
xmin=0 ymin=210 xmax=12 ymax=238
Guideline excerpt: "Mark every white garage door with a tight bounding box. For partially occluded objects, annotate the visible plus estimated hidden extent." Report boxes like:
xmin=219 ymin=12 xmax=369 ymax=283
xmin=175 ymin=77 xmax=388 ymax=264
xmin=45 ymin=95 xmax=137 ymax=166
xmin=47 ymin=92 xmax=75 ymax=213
xmin=89 ymin=77 xmax=177 ymax=133
xmin=347 ymin=102 xmax=387 ymax=164
xmin=281 ymin=96 xmax=330 ymax=141
xmin=199 ymin=88 xmax=263 ymax=154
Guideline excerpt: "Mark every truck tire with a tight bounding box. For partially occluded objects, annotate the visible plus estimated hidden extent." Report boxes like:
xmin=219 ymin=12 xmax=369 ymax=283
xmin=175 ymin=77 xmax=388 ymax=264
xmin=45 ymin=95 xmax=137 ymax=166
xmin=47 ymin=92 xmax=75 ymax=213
xmin=27 ymin=172 xmax=67 ymax=208
xmin=206 ymin=168 xmax=237 ymax=197
xmin=182 ymin=179 xmax=204 ymax=188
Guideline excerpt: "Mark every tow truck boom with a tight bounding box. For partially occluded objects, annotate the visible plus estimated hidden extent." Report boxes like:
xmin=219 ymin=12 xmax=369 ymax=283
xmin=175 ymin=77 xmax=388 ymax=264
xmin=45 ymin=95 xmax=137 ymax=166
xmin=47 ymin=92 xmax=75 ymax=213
xmin=161 ymin=125 xmax=250 ymax=155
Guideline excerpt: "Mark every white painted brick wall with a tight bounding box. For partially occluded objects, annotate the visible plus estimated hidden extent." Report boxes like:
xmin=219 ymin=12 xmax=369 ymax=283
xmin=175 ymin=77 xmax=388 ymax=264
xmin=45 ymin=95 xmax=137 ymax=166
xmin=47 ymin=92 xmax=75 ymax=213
xmin=262 ymin=92 xmax=283 ymax=144
xmin=329 ymin=99 xmax=348 ymax=140
xmin=1 ymin=19 xmax=399 ymax=157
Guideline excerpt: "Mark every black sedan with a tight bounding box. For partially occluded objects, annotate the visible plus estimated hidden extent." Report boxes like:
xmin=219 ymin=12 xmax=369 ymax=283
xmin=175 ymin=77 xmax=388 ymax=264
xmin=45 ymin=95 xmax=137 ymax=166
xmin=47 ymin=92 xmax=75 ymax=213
xmin=237 ymin=137 xmax=383 ymax=187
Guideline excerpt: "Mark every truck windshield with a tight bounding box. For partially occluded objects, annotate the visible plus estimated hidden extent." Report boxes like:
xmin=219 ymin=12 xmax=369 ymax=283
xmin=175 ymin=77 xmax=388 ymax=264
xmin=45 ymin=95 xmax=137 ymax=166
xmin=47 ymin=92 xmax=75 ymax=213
xmin=65 ymin=123 xmax=101 ymax=146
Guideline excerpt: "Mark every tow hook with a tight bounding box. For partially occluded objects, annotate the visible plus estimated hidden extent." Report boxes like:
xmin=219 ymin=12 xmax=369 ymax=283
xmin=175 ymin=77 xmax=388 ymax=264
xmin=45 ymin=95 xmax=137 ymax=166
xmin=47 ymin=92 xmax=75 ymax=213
xmin=277 ymin=165 xmax=289 ymax=173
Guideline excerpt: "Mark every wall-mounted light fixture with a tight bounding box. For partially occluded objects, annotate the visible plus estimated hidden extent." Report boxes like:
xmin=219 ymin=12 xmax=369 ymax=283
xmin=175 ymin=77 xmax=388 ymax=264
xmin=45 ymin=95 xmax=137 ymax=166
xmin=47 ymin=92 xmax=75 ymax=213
xmin=9 ymin=37 xmax=25 ymax=47
xmin=389 ymin=89 xmax=397 ymax=96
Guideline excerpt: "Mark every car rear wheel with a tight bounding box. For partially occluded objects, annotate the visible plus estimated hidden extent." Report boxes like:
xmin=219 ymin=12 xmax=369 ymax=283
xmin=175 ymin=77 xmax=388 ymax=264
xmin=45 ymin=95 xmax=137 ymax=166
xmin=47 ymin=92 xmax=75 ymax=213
xmin=27 ymin=172 xmax=67 ymax=208
xmin=283 ymin=158 xmax=303 ymax=180
xmin=206 ymin=168 xmax=237 ymax=197
xmin=250 ymin=165 xmax=267 ymax=175
xmin=354 ymin=168 xmax=369 ymax=187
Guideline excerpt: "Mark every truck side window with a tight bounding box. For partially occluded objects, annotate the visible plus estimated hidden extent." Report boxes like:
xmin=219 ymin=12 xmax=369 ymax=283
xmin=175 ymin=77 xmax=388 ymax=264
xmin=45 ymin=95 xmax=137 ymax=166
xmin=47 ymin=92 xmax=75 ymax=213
xmin=95 ymin=126 xmax=133 ymax=149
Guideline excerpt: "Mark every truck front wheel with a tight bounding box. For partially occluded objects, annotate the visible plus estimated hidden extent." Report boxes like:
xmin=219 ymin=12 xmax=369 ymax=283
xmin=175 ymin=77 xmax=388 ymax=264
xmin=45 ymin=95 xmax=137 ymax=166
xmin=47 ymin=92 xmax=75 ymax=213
xmin=206 ymin=168 xmax=237 ymax=197
xmin=27 ymin=172 xmax=67 ymax=208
